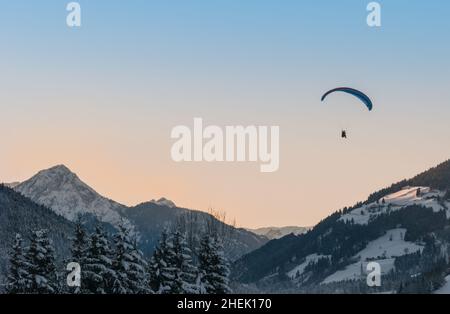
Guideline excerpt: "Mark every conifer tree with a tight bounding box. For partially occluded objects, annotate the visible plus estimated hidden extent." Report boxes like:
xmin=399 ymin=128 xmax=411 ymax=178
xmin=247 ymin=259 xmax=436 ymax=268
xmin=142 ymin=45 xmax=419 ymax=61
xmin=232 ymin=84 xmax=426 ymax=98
xmin=198 ymin=235 xmax=231 ymax=294
xmin=112 ymin=224 xmax=132 ymax=294
xmin=6 ymin=234 xmax=30 ymax=294
xmin=71 ymin=216 xmax=88 ymax=262
xmin=25 ymin=229 xmax=58 ymax=294
xmin=128 ymin=239 xmax=151 ymax=294
xmin=112 ymin=224 xmax=150 ymax=294
xmin=148 ymin=229 xmax=172 ymax=293
xmin=84 ymin=225 xmax=117 ymax=294
xmin=69 ymin=216 xmax=89 ymax=293
xmin=166 ymin=229 xmax=199 ymax=294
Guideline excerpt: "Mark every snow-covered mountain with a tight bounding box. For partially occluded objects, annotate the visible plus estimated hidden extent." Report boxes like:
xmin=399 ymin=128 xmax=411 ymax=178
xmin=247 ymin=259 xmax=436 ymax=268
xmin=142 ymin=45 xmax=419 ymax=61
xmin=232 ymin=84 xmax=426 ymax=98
xmin=232 ymin=159 xmax=450 ymax=293
xmin=247 ymin=226 xmax=311 ymax=240
xmin=14 ymin=165 xmax=130 ymax=229
xmin=11 ymin=165 xmax=267 ymax=261
xmin=150 ymin=197 xmax=176 ymax=208
xmin=340 ymin=186 xmax=450 ymax=225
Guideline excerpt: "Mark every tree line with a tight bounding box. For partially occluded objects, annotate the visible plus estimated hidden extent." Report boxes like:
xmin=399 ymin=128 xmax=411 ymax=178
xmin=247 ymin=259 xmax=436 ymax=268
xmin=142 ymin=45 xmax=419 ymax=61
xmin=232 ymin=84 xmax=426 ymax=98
xmin=6 ymin=217 xmax=231 ymax=294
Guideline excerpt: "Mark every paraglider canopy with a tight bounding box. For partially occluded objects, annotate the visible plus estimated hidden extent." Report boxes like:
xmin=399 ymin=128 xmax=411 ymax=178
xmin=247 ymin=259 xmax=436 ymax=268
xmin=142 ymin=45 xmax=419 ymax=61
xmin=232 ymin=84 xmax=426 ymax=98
xmin=321 ymin=87 xmax=373 ymax=111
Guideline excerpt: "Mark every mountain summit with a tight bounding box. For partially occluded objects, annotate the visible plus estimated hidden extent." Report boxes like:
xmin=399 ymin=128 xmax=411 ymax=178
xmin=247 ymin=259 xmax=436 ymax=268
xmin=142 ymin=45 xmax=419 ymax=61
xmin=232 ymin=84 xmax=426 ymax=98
xmin=12 ymin=164 xmax=267 ymax=261
xmin=150 ymin=197 xmax=176 ymax=208
xmin=14 ymin=165 xmax=129 ymax=227
xmin=247 ymin=226 xmax=311 ymax=240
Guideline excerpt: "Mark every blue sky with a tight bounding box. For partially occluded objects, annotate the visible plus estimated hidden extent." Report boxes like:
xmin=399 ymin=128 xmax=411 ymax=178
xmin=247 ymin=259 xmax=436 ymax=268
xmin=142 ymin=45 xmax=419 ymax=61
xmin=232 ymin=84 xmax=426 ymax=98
xmin=1 ymin=1 xmax=450 ymax=227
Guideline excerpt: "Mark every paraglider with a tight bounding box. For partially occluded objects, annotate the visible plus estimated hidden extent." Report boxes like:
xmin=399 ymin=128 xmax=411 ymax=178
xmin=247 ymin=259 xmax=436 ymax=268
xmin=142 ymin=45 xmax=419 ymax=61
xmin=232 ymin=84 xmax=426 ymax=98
xmin=321 ymin=87 xmax=373 ymax=139
xmin=321 ymin=87 xmax=373 ymax=111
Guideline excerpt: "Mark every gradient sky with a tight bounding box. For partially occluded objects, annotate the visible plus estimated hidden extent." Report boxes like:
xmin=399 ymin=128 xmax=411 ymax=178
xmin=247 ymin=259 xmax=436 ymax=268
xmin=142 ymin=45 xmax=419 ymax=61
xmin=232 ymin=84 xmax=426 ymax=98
xmin=1 ymin=1 xmax=450 ymax=228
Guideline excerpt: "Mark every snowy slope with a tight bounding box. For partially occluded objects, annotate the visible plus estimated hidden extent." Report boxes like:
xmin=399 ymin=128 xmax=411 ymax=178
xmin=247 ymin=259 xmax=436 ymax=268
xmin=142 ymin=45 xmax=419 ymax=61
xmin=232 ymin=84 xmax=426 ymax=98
xmin=14 ymin=165 xmax=132 ymax=229
xmin=340 ymin=186 xmax=450 ymax=225
xmin=434 ymin=275 xmax=450 ymax=294
xmin=355 ymin=229 xmax=424 ymax=260
xmin=322 ymin=259 xmax=396 ymax=284
xmin=285 ymin=228 xmax=424 ymax=285
xmin=248 ymin=226 xmax=310 ymax=240
xmin=287 ymin=254 xmax=330 ymax=279
xmin=321 ymin=228 xmax=423 ymax=284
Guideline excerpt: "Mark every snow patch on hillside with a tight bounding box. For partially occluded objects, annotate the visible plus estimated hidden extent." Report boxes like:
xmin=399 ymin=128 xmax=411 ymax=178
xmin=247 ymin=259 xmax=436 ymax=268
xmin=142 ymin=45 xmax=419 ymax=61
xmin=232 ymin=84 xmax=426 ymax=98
xmin=287 ymin=254 xmax=330 ymax=279
xmin=355 ymin=228 xmax=424 ymax=260
xmin=322 ymin=259 xmax=395 ymax=284
xmin=340 ymin=186 xmax=449 ymax=225
xmin=434 ymin=275 xmax=450 ymax=294
xmin=321 ymin=228 xmax=423 ymax=285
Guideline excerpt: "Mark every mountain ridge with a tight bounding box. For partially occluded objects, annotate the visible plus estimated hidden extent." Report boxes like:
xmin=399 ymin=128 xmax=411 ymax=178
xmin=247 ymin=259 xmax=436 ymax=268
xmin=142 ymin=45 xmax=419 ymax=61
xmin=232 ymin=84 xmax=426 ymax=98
xmin=232 ymin=159 xmax=450 ymax=293
xmin=247 ymin=226 xmax=311 ymax=240
xmin=11 ymin=164 xmax=267 ymax=260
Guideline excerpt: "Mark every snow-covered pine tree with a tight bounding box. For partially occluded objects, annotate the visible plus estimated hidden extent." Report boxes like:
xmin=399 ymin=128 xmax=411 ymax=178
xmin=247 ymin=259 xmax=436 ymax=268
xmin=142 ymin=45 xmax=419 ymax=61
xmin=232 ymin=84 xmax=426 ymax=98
xmin=128 ymin=239 xmax=151 ymax=294
xmin=25 ymin=229 xmax=58 ymax=294
xmin=71 ymin=215 xmax=88 ymax=262
xmin=198 ymin=234 xmax=213 ymax=294
xmin=148 ymin=245 xmax=162 ymax=292
xmin=148 ymin=229 xmax=173 ymax=293
xmin=167 ymin=229 xmax=199 ymax=294
xmin=210 ymin=238 xmax=231 ymax=294
xmin=112 ymin=224 xmax=132 ymax=294
xmin=112 ymin=224 xmax=150 ymax=294
xmin=198 ymin=234 xmax=231 ymax=294
xmin=83 ymin=225 xmax=117 ymax=294
xmin=69 ymin=216 xmax=89 ymax=293
xmin=6 ymin=233 xmax=30 ymax=294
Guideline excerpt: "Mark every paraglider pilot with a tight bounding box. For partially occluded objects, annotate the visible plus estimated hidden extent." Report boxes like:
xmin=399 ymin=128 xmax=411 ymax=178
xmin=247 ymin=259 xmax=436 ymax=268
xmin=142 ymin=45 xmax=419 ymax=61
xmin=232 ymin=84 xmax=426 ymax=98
xmin=321 ymin=87 xmax=373 ymax=140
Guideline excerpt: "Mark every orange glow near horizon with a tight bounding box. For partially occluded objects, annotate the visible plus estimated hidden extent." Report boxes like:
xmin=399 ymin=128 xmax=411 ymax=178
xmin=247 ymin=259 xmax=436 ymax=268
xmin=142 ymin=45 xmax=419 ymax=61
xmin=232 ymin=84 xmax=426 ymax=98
xmin=3 ymin=110 xmax=450 ymax=229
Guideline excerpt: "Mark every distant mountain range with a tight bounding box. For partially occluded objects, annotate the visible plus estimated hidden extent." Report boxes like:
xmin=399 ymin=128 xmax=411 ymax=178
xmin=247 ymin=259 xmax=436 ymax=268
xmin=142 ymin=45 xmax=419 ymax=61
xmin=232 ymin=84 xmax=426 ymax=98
xmin=4 ymin=159 xmax=450 ymax=293
xmin=232 ymin=159 xmax=450 ymax=293
xmin=0 ymin=165 xmax=268 ymax=284
xmin=247 ymin=226 xmax=311 ymax=240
